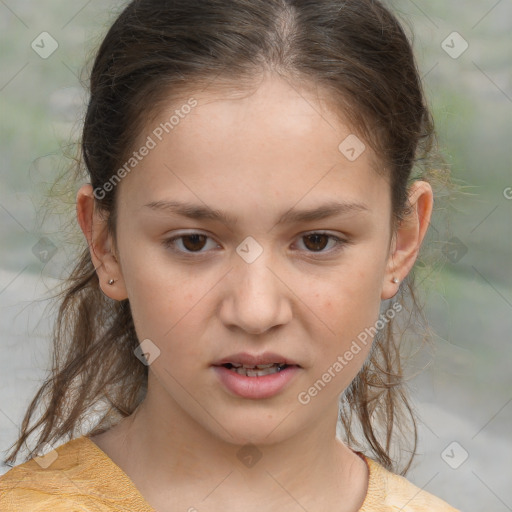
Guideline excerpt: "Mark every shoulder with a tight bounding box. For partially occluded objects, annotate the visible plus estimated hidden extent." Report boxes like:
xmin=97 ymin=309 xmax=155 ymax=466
xmin=0 ymin=436 xmax=153 ymax=512
xmin=361 ymin=456 xmax=460 ymax=512
xmin=0 ymin=437 xmax=91 ymax=511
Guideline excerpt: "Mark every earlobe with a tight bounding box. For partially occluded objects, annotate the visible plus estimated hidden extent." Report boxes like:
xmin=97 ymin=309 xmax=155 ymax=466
xmin=381 ymin=181 xmax=433 ymax=300
xmin=76 ymin=184 xmax=128 ymax=301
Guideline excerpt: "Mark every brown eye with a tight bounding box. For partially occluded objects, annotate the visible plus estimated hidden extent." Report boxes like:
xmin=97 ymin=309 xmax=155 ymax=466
xmin=162 ymin=233 xmax=217 ymax=253
xmin=302 ymin=233 xmax=331 ymax=252
xmin=297 ymin=232 xmax=346 ymax=254
xmin=180 ymin=234 xmax=208 ymax=252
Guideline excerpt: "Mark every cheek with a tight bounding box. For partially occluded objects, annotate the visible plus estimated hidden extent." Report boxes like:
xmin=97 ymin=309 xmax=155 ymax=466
xmin=311 ymin=269 xmax=383 ymax=365
xmin=318 ymin=263 xmax=384 ymax=320
xmin=306 ymin=293 xmax=377 ymax=403
xmin=120 ymin=251 xmax=203 ymax=352
xmin=128 ymin=289 xmax=208 ymax=382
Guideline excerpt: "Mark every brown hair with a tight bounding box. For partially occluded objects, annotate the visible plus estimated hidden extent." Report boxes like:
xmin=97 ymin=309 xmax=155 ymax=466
xmin=5 ymin=0 xmax=448 ymax=474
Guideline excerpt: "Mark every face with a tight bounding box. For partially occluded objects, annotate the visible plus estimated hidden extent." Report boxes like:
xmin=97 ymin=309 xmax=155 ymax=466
xmin=93 ymin=75 xmax=403 ymax=445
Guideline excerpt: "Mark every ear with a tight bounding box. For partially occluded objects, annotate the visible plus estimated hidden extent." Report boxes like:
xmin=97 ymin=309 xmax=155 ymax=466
xmin=76 ymin=184 xmax=128 ymax=301
xmin=381 ymin=180 xmax=433 ymax=300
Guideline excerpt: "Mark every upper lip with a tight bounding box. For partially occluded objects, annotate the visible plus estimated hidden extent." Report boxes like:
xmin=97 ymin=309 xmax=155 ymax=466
xmin=212 ymin=352 xmax=301 ymax=367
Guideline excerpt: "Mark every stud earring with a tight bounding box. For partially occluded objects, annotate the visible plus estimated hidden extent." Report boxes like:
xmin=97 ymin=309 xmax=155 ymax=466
xmin=392 ymin=277 xmax=399 ymax=284
xmin=108 ymin=279 xmax=115 ymax=285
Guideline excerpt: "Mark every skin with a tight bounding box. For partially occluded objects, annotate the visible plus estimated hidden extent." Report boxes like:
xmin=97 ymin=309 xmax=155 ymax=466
xmin=76 ymin=73 xmax=433 ymax=512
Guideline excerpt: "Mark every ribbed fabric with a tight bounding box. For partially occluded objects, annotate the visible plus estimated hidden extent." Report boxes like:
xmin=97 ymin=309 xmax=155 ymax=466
xmin=0 ymin=436 xmax=459 ymax=511
xmin=359 ymin=454 xmax=459 ymax=511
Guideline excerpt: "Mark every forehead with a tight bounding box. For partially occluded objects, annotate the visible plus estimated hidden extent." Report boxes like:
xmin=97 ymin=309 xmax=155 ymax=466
xmin=117 ymin=75 xmax=389 ymax=216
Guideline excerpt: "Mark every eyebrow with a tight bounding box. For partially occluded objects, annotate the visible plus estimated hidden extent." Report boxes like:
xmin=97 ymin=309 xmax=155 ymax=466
xmin=143 ymin=199 xmax=369 ymax=227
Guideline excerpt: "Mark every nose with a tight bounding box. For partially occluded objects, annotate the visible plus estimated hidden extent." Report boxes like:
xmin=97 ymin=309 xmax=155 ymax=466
xmin=219 ymin=251 xmax=293 ymax=335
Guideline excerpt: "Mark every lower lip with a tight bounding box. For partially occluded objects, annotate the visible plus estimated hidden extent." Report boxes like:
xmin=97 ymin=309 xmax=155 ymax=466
xmin=212 ymin=365 xmax=300 ymax=399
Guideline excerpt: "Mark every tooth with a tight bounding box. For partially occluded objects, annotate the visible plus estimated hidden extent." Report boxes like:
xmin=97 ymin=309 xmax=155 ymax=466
xmin=232 ymin=365 xmax=283 ymax=377
xmin=259 ymin=367 xmax=281 ymax=376
xmin=230 ymin=363 xmax=242 ymax=368
xmin=255 ymin=363 xmax=275 ymax=369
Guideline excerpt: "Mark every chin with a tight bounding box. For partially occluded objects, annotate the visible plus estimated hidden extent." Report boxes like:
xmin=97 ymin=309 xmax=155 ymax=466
xmin=200 ymin=403 xmax=309 ymax=448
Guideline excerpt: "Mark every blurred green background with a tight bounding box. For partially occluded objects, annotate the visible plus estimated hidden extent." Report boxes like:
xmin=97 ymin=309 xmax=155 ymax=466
xmin=1 ymin=1 xmax=511 ymax=510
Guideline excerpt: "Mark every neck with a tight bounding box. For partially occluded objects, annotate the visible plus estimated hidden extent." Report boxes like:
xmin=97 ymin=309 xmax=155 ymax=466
xmin=104 ymin=380 xmax=368 ymax=512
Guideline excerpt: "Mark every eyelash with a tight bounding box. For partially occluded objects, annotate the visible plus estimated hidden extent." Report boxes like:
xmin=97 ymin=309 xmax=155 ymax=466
xmin=161 ymin=231 xmax=348 ymax=257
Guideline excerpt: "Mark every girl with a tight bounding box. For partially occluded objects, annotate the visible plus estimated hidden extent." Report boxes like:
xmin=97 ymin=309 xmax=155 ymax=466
xmin=1 ymin=0 xmax=458 ymax=510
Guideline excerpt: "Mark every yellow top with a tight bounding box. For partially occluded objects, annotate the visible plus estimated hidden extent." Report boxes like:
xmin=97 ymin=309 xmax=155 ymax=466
xmin=0 ymin=436 xmax=459 ymax=511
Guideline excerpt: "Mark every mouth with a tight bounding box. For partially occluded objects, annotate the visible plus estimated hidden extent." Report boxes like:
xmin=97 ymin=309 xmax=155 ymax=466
xmin=211 ymin=352 xmax=301 ymax=399
xmin=220 ymin=362 xmax=290 ymax=377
